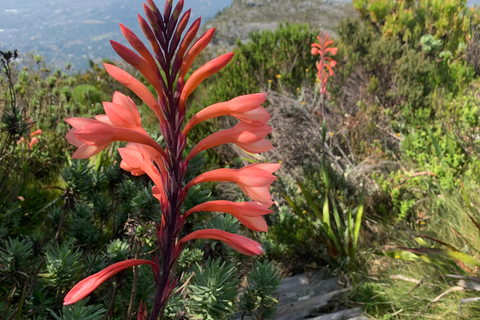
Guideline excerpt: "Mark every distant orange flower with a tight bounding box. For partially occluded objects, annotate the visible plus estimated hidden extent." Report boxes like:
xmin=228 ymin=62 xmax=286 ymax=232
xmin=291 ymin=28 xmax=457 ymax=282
xmin=311 ymin=32 xmax=337 ymax=94
xmin=30 ymin=129 xmax=42 ymax=137
xmin=29 ymin=137 xmax=39 ymax=150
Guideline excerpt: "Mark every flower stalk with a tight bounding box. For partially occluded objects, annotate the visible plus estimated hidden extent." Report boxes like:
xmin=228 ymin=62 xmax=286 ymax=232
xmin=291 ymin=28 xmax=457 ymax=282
xmin=64 ymin=0 xmax=279 ymax=318
xmin=311 ymin=31 xmax=337 ymax=157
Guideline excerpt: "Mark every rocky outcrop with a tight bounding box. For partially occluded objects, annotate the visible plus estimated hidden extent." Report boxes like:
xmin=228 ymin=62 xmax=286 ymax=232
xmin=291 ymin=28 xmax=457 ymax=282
xmin=204 ymin=0 xmax=357 ymax=48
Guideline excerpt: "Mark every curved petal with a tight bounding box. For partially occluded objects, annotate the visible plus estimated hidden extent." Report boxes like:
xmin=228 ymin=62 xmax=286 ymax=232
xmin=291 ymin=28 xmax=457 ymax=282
xmin=103 ymin=102 xmax=140 ymax=129
xmin=66 ymin=129 xmax=83 ymax=147
xmin=185 ymin=200 xmax=273 ymax=232
xmin=112 ymin=91 xmax=141 ymax=126
xmin=65 ymin=117 xmax=98 ymax=129
xmin=180 ymin=229 xmax=263 ymax=255
xmin=186 ymin=123 xmax=271 ymax=160
xmin=234 ymin=107 xmax=271 ymax=126
xmin=236 ymin=139 xmax=273 ymax=154
xmin=104 ymin=64 xmax=164 ymax=124
xmin=29 ymin=137 xmax=39 ymax=149
xmin=183 ymin=93 xmax=267 ymax=134
xmin=239 ymin=185 xmax=274 ymax=206
xmin=64 ymin=260 xmax=156 ymax=305
xmin=94 ymin=115 xmax=114 ymax=126
xmin=72 ymin=143 xmax=110 ymax=159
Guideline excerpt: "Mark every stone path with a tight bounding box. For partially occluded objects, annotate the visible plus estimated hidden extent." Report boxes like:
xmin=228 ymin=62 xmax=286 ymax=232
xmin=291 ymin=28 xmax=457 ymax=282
xmin=235 ymin=272 xmax=367 ymax=320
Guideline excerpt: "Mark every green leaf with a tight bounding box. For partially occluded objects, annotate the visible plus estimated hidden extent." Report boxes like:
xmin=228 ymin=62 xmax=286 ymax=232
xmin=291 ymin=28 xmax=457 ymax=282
xmin=297 ymin=179 xmax=322 ymax=220
xmin=353 ymin=192 xmax=364 ymax=250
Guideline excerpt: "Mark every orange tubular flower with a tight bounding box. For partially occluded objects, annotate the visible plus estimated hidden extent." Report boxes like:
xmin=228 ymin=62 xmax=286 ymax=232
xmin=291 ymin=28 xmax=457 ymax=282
xmin=67 ymin=118 xmax=163 ymax=156
xmin=311 ymin=31 xmax=338 ymax=94
xmin=187 ymin=163 xmax=280 ymax=206
xmin=30 ymin=129 xmax=42 ymax=137
xmin=180 ymin=229 xmax=263 ymax=256
xmin=186 ymin=122 xmax=273 ymax=161
xmin=183 ymin=93 xmax=269 ymax=134
xmin=64 ymin=259 xmax=156 ymax=305
xmin=104 ymin=64 xmax=164 ymax=124
xmin=179 ymin=52 xmax=235 ymax=109
xmin=29 ymin=137 xmax=39 ymax=150
xmin=184 ymin=200 xmax=273 ymax=232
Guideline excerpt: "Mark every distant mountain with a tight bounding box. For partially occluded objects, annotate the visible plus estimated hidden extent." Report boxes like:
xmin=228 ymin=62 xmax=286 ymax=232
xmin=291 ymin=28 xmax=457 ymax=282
xmin=0 ymin=0 xmax=233 ymax=70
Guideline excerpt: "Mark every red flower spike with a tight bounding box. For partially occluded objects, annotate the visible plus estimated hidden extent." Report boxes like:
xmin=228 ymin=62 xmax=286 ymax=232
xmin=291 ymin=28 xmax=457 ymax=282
xmin=185 ymin=200 xmax=273 ymax=232
xmin=143 ymin=3 xmax=162 ymax=33
xmin=164 ymin=0 xmax=172 ymax=19
xmin=146 ymin=0 xmax=161 ymax=14
xmin=64 ymin=260 xmax=156 ymax=305
xmin=180 ymin=229 xmax=263 ymax=255
xmin=311 ymin=31 xmax=337 ymax=94
xmin=137 ymin=15 xmax=162 ymax=57
xmin=180 ymin=52 xmax=235 ymax=109
xmin=65 ymin=1 xmax=279 ymax=318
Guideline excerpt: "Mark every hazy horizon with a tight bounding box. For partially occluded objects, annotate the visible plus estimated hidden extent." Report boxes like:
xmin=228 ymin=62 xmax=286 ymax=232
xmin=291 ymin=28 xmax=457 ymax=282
xmin=0 ymin=0 xmax=234 ymax=70
xmin=1 ymin=0 xmax=480 ymax=70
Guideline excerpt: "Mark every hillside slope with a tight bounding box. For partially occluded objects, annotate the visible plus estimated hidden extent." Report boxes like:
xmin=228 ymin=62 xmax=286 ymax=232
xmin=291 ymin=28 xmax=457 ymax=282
xmin=205 ymin=0 xmax=357 ymax=47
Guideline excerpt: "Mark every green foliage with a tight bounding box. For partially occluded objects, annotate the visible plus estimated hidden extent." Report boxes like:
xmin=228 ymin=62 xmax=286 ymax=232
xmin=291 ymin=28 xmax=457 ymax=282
xmin=187 ymin=258 xmax=238 ymax=320
xmin=352 ymin=0 xmax=470 ymax=52
xmin=386 ymin=180 xmax=480 ymax=274
xmin=41 ymin=243 xmax=83 ymax=288
xmin=240 ymin=260 xmax=280 ymax=320
xmin=202 ymin=23 xmax=318 ymax=105
xmin=0 ymin=237 xmax=33 ymax=272
xmin=61 ymin=160 xmax=96 ymax=195
xmin=48 ymin=299 xmax=106 ymax=320
xmin=105 ymin=239 xmax=130 ymax=263
xmin=284 ymin=162 xmax=364 ymax=263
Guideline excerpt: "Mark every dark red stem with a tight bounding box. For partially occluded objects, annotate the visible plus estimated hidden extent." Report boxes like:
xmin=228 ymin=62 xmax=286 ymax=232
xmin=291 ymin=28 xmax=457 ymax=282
xmin=149 ymin=1 xmax=188 ymax=319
